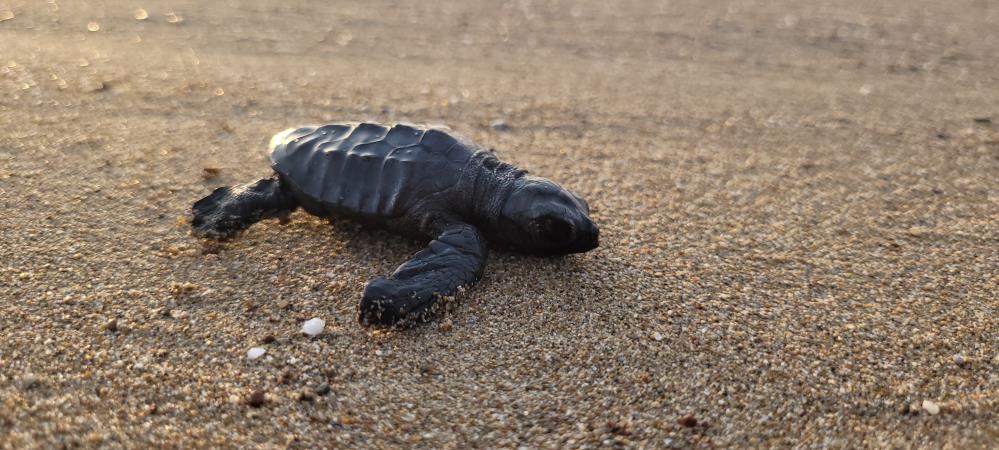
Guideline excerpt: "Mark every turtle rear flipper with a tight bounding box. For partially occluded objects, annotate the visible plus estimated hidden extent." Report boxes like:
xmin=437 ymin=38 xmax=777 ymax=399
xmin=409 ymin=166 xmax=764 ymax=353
xmin=191 ymin=177 xmax=298 ymax=238
xmin=359 ymin=224 xmax=487 ymax=326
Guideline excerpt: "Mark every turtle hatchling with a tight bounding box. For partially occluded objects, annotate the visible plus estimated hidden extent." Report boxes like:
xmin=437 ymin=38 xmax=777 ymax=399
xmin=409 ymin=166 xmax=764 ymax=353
xmin=191 ymin=122 xmax=600 ymax=326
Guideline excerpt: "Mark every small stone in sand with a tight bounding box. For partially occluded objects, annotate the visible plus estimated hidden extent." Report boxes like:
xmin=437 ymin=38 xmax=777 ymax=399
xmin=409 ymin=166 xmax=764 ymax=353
xmin=164 ymin=12 xmax=183 ymax=24
xmin=922 ymin=400 xmax=940 ymax=415
xmin=201 ymin=167 xmax=221 ymax=179
xmin=315 ymin=383 xmax=331 ymax=396
xmin=19 ymin=373 xmax=41 ymax=390
xmin=678 ymin=415 xmax=697 ymax=427
xmin=297 ymin=390 xmax=315 ymax=402
xmin=247 ymin=347 xmax=266 ymax=360
xmin=653 ymin=332 xmax=664 ymax=341
xmin=953 ymin=354 xmax=966 ymax=366
xmin=302 ymin=318 xmax=325 ymax=336
xmin=247 ymin=390 xmax=266 ymax=407
xmin=606 ymin=420 xmax=631 ymax=436
xmin=490 ymin=119 xmax=511 ymax=132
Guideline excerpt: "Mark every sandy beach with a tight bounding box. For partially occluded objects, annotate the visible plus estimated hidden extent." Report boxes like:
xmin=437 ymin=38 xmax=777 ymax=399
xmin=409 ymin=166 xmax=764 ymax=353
xmin=1 ymin=0 xmax=997 ymax=448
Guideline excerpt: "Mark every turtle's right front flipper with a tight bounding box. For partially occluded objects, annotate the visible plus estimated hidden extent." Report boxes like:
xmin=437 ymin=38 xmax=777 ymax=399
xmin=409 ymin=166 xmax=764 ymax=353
xmin=191 ymin=177 xmax=298 ymax=238
xmin=359 ymin=224 xmax=487 ymax=327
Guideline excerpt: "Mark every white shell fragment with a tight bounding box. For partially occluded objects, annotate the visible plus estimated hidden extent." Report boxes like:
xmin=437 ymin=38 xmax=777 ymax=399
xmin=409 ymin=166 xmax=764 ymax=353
xmin=922 ymin=400 xmax=940 ymax=415
xmin=247 ymin=347 xmax=266 ymax=360
xmin=302 ymin=318 xmax=325 ymax=337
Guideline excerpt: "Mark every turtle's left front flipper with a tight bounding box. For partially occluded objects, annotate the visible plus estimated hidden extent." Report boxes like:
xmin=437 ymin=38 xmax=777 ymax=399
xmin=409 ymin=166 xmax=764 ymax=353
xmin=191 ymin=177 xmax=298 ymax=238
xmin=359 ymin=224 xmax=487 ymax=326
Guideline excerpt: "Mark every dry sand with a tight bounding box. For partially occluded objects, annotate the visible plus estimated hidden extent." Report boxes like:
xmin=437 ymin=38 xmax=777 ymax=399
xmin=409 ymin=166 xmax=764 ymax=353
xmin=1 ymin=0 xmax=997 ymax=448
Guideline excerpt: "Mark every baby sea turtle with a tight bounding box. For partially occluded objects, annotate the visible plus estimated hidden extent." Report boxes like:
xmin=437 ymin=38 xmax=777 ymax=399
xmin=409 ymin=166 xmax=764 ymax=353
xmin=191 ymin=122 xmax=599 ymax=326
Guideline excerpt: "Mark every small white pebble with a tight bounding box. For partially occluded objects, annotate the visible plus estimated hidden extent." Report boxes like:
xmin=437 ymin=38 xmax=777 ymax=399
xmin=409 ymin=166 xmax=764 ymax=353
xmin=247 ymin=347 xmax=266 ymax=360
xmin=653 ymin=332 xmax=664 ymax=341
xmin=490 ymin=119 xmax=511 ymax=131
xmin=922 ymin=400 xmax=940 ymax=415
xmin=953 ymin=354 xmax=965 ymax=366
xmin=302 ymin=318 xmax=325 ymax=336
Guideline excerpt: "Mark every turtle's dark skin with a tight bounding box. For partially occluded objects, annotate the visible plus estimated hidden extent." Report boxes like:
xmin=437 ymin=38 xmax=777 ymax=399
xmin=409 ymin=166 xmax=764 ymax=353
xmin=191 ymin=122 xmax=599 ymax=326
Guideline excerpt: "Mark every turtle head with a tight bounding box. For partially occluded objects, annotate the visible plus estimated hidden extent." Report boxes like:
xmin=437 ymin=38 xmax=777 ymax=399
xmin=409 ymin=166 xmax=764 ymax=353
xmin=498 ymin=177 xmax=599 ymax=255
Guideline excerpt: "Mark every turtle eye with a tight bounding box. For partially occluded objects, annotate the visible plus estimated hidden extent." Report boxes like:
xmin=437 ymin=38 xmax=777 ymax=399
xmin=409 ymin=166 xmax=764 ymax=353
xmin=538 ymin=216 xmax=574 ymax=244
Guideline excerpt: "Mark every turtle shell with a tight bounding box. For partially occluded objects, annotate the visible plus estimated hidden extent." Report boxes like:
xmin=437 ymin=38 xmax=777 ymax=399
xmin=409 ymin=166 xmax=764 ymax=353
xmin=269 ymin=122 xmax=474 ymax=219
